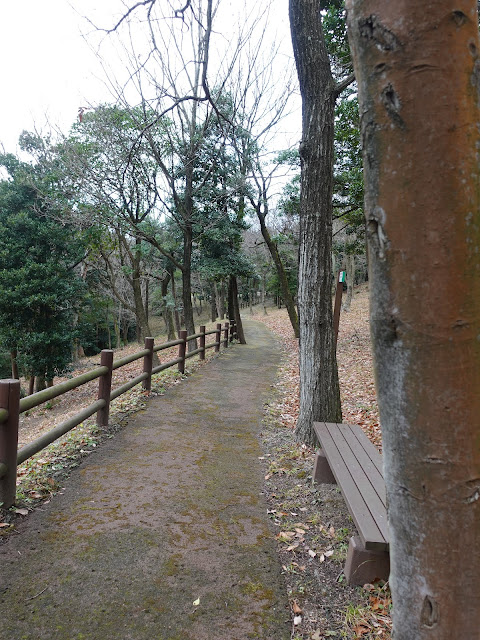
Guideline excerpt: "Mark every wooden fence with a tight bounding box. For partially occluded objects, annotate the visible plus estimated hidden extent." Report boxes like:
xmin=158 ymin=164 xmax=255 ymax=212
xmin=0 ymin=321 xmax=237 ymax=509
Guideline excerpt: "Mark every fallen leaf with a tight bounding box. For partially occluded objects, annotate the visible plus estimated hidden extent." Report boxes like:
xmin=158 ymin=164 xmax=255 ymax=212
xmin=311 ymin=632 xmax=323 ymax=640
xmin=308 ymin=550 xmax=317 ymax=558
xmin=0 ymin=523 xmax=10 ymax=528
xmin=277 ymin=531 xmax=296 ymax=542
xmin=325 ymin=550 xmax=334 ymax=558
xmin=14 ymin=508 xmax=28 ymax=516
xmin=265 ymin=474 xmax=272 ymax=480
xmin=293 ymin=615 xmax=302 ymax=626
xmin=286 ymin=543 xmax=299 ymax=551
xmin=292 ymin=601 xmax=302 ymax=614
xmin=353 ymin=625 xmax=370 ymax=636
xmin=193 ymin=598 xmax=200 ymax=606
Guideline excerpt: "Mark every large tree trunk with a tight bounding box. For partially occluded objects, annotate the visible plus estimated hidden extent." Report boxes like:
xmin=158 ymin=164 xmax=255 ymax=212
xmin=290 ymin=0 xmax=342 ymax=446
xmin=346 ymin=2 xmax=480 ymax=637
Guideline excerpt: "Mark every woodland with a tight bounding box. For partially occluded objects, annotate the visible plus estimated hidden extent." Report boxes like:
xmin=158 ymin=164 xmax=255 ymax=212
xmin=1 ymin=1 xmax=479 ymax=639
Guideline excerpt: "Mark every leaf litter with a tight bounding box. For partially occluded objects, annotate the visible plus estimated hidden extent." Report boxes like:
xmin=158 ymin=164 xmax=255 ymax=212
xmin=253 ymin=286 xmax=392 ymax=639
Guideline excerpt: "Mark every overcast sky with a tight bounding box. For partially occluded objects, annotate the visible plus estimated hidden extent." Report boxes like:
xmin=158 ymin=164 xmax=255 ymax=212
xmin=0 ymin=0 xmax=298 ymax=157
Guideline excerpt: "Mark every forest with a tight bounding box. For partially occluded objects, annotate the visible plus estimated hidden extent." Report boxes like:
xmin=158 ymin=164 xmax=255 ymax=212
xmin=0 ymin=1 xmax=362 ymax=408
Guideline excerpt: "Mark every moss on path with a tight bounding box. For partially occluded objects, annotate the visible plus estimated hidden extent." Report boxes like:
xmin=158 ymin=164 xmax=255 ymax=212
xmin=0 ymin=320 xmax=291 ymax=640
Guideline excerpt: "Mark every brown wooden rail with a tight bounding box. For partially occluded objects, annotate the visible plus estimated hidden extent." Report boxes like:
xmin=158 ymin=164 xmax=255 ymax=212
xmin=0 ymin=322 xmax=236 ymax=508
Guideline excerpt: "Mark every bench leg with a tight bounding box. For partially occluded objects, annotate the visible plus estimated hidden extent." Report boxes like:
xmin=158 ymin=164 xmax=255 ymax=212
xmin=344 ymin=536 xmax=390 ymax=586
xmin=312 ymin=451 xmax=336 ymax=484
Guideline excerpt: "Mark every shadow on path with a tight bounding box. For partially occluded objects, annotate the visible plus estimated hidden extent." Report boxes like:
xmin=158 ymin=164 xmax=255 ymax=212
xmin=0 ymin=320 xmax=291 ymax=640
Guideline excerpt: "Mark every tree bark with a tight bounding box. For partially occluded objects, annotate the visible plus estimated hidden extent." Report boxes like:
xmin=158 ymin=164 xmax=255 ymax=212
xmin=210 ymin=283 xmax=217 ymax=322
xmin=229 ymin=276 xmax=246 ymax=344
xmin=182 ymin=223 xmax=197 ymax=350
xmin=161 ymin=274 xmax=176 ymax=341
xmin=346 ymin=2 xmax=480 ymax=636
xmin=257 ymin=205 xmax=299 ymax=338
xmin=215 ymin=280 xmax=225 ymax=320
xmin=35 ymin=375 xmax=46 ymax=393
xmin=10 ymin=350 xmax=18 ymax=379
xmin=290 ymin=0 xmax=342 ymax=446
xmin=344 ymin=254 xmax=355 ymax=311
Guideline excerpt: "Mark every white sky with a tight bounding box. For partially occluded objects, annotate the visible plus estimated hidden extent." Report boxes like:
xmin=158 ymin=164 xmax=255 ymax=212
xmin=0 ymin=0 xmax=299 ymax=160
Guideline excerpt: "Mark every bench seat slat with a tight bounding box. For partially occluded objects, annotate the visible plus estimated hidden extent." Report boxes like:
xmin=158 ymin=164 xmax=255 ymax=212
xmin=327 ymin=423 xmax=386 ymax=506
xmin=347 ymin=426 xmax=386 ymax=505
xmin=350 ymin=426 xmax=384 ymax=477
xmin=314 ymin=422 xmax=388 ymax=551
xmin=324 ymin=423 xmax=389 ymax=546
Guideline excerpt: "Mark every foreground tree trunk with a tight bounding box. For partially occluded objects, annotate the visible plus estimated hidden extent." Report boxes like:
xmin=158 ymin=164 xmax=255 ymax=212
xmin=346 ymin=2 xmax=480 ymax=636
xmin=290 ymin=0 xmax=342 ymax=446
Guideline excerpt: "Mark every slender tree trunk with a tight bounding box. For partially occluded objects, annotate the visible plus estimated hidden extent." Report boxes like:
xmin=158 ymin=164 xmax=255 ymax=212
xmin=258 ymin=214 xmax=299 ymax=338
xmin=28 ymin=376 xmax=35 ymax=396
xmin=343 ymin=254 xmax=355 ymax=311
xmin=35 ymin=375 xmax=46 ymax=393
xmin=346 ymin=2 xmax=480 ymax=637
xmin=10 ymin=350 xmax=18 ymax=379
xmin=210 ymin=283 xmax=217 ymax=322
xmin=114 ymin=309 xmax=122 ymax=349
xmin=217 ymin=280 xmax=226 ymax=319
xmin=171 ymin=272 xmax=182 ymax=335
xmin=132 ymin=272 xmax=153 ymax=341
xmin=290 ymin=0 xmax=342 ymax=446
xmin=182 ymin=224 xmax=196 ymax=350
xmin=145 ymin=278 xmax=149 ymax=322
xmin=161 ymin=275 xmax=176 ymax=342
xmin=229 ymin=276 xmax=246 ymax=344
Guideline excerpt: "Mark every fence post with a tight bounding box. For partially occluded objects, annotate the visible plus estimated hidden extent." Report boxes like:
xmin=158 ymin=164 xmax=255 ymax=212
xmin=97 ymin=350 xmax=114 ymax=427
xmin=143 ymin=337 xmax=155 ymax=391
xmin=178 ymin=330 xmax=187 ymax=373
xmin=230 ymin=320 xmax=236 ymax=342
xmin=0 ymin=379 xmax=21 ymax=509
xmin=224 ymin=322 xmax=229 ymax=348
xmin=199 ymin=325 xmax=206 ymax=361
xmin=215 ymin=323 xmax=222 ymax=353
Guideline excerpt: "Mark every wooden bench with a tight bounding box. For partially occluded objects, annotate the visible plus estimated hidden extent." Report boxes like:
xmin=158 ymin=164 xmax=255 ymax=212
xmin=312 ymin=421 xmax=390 ymax=586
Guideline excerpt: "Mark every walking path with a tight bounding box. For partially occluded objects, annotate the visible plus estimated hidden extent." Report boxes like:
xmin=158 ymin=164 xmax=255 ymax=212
xmin=0 ymin=320 xmax=291 ymax=640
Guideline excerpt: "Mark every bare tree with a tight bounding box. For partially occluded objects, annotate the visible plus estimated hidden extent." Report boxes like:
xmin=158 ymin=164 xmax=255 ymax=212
xmin=347 ymin=1 xmax=480 ymax=637
xmin=289 ymin=0 xmax=354 ymax=445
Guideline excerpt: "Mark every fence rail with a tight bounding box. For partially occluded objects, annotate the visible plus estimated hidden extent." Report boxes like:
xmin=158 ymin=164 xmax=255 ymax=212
xmin=0 ymin=321 xmax=236 ymax=509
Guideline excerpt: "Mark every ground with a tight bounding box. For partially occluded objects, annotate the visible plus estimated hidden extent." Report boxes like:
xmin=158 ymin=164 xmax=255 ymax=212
xmin=1 ymin=285 xmax=392 ymax=639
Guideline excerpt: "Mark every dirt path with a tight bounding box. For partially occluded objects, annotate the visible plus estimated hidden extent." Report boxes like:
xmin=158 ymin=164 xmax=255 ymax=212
xmin=0 ymin=320 xmax=291 ymax=640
